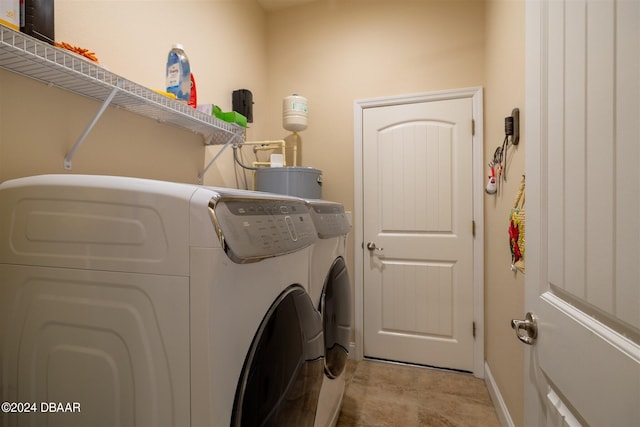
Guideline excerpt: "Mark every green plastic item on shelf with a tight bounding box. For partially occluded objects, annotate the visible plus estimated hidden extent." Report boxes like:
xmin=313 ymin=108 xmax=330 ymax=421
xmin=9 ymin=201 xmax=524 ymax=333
xmin=213 ymin=105 xmax=247 ymax=128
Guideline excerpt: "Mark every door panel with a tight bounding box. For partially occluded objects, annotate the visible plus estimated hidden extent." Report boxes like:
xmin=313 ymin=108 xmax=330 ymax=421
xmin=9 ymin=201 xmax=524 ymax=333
xmin=381 ymin=261 xmax=453 ymax=337
xmin=379 ymin=122 xmax=453 ymax=232
xmin=525 ymin=0 xmax=640 ymax=425
xmin=363 ymin=98 xmax=474 ymax=371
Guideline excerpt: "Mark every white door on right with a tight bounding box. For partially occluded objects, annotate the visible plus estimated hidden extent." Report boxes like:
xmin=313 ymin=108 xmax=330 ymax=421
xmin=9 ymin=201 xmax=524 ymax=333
xmin=524 ymin=0 xmax=640 ymax=425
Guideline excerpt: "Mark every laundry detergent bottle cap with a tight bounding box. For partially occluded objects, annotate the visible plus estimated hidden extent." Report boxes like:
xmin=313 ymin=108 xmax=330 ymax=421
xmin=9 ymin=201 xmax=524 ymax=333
xmin=166 ymin=44 xmax=191 ymax=104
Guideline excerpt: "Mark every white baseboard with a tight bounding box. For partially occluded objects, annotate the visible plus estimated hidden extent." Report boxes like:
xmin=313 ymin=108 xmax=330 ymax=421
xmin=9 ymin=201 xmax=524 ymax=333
xmin=484 ymin=362 xmax=516 ymax=427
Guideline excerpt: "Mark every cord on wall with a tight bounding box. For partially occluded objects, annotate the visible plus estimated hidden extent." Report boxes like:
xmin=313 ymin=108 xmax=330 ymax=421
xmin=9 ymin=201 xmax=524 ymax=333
xmin=486 ymin=107 xmax=520 ymax=195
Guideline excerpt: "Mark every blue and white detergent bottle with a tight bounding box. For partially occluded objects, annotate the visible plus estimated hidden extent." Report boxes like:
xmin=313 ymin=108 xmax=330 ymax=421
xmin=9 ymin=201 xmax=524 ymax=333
xmin=166 ymin=43 xmax=191 ymax=103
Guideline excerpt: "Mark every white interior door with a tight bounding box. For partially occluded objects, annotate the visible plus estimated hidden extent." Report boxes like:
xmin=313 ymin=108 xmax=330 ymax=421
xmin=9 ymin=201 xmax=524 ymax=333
xmin=361 ymin=96 xmax=475 ymax=372
xmin=524 ymin=0 xmax=640 ymax=425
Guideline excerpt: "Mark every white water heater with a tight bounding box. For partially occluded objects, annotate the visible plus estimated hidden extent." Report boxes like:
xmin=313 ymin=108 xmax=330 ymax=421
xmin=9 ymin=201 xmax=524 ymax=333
xmin=283 ymin=94 xmax=308 ymax=132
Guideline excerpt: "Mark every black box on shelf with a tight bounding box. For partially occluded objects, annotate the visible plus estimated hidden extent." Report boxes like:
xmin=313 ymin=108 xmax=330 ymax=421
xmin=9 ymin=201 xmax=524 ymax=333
xmin=21 ymin=0 xmax=54 ymax=45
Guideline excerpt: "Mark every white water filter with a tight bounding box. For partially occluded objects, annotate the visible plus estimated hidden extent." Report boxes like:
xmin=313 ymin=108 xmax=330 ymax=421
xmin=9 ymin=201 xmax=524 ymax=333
xmin=283 ymin=94 xmax=308 ymax=132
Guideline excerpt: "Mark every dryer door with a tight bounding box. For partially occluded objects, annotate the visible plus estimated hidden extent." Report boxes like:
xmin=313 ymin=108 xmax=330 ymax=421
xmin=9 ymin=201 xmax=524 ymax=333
xmin=321 ymin=257 xmax=352 ymax=378
xmin=232 ymin=285 xmax=324 ymax=427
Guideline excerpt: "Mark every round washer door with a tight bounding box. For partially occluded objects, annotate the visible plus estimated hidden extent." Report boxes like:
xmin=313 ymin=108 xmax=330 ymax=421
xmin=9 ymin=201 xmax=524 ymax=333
xmin=232 ymin=285 xmax=324 ymax=427
xmin=321 ymin=257 xmax=352 ymax=379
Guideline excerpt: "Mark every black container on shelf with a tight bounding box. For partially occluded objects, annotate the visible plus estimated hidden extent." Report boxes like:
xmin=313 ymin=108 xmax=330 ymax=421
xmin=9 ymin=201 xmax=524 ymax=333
xmin=21 ymin=0 xmax=54 ymax=45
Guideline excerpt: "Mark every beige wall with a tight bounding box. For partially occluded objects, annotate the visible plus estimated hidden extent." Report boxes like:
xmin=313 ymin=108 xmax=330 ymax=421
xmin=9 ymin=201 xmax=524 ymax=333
xmin=1 ymin=0 xmax=267 ymax=184
xmin=484 ymin=1 xmax=525 ymax=425
xmin=0 ymin=0 xmax=527 ymax=424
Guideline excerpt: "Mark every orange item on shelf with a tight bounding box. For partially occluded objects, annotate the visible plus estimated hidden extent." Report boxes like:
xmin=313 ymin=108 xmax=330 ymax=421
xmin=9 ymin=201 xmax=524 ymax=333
xmin=55 ymin=41 xmax=99 ymax=63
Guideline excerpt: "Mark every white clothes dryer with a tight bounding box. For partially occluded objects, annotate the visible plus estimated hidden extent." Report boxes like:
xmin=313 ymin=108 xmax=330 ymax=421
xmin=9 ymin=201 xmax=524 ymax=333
xmin=306 ymin=199 xmax=352 ymax=427
xmin=0 ymin=174 xmax=323 ymax=427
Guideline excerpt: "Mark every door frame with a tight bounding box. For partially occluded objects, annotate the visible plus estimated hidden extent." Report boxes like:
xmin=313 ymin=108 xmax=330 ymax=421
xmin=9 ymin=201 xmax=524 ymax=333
xmin=524 ymin=0 xmax=544 ymax=421
xmin=353 ymin=87 xmax=485 ymax=377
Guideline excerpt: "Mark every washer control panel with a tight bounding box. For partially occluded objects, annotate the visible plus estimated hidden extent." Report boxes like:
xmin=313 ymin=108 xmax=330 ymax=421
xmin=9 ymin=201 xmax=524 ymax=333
xmin=307 ymin=202 xmax=351 ymax=239
xmin=209 ymin=197 xmax=317 ymax=263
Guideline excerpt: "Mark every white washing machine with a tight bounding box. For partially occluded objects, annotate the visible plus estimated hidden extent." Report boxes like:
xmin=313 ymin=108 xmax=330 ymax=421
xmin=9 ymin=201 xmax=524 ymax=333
xmin=0 ymin=174 xmax=324 ymax=427
xmin=306 ymin=199 xmax=352 ymax=427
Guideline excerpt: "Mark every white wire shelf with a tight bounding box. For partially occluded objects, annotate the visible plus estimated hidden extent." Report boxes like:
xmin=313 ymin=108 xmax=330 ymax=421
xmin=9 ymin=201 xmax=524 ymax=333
xmin=0 ymin=24 xmax=245 ymax=150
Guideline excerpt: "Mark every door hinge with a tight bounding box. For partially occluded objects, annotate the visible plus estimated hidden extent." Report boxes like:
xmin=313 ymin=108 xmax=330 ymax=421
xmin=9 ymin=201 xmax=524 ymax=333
xmin=473 ymin=321 xmax=476 ymax=338
xmin=472 ymin=119 xmax=475 ymax=136
xmin=472 ymin=220 xmax=476 ymax=238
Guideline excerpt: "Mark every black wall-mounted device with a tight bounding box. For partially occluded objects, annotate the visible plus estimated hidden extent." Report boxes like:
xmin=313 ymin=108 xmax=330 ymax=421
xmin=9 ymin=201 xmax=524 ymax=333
xmin=233 ymin=89 xmax=254 ymax=123
xmin=21 ymin=0 xmax=55 ymax=45
xmin=505 ymin=108 xmax=520 ymax=145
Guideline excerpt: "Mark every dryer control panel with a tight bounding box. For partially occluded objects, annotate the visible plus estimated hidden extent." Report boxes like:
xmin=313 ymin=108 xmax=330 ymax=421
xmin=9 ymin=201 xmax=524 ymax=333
xmin=209 ymin=197 xmax=317 ymax=263
xmin=307 ymin=202 xmax=351 ymax=239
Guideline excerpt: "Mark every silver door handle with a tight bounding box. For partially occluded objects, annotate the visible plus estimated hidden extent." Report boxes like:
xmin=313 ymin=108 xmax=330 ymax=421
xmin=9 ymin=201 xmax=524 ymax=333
xmin=366 ymin=242 xmax=383 ymax=252
xmin=511 ymin=312 xmax=538 ymax=345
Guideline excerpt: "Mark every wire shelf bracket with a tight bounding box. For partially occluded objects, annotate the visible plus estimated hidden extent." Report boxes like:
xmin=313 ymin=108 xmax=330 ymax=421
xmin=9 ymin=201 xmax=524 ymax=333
xmin=64 ymin=86 xmax=119 ymax=170
xmin=198 ymin=132 xmax=241 ymax=185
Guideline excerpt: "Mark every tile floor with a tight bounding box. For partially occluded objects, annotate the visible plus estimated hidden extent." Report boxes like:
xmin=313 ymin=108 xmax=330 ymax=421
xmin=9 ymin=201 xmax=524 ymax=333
xmin=335 ymin=359 xmax=500 ymax=427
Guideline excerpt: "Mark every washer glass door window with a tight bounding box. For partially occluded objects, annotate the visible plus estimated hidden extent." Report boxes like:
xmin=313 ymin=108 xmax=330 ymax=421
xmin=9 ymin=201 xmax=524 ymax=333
xmin=232 ymin=285 xmax=324 ymax=427
xmin=322 ymin=257 xmax=352 ymax=379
